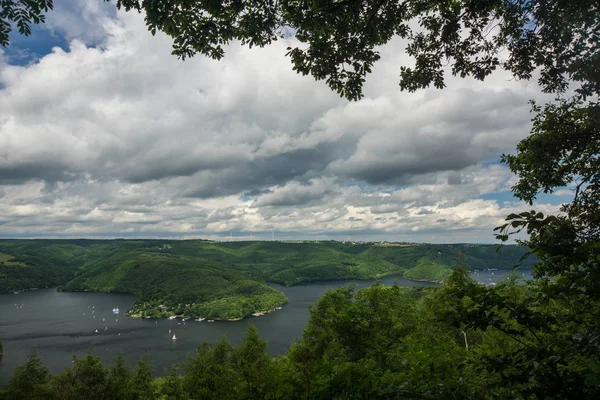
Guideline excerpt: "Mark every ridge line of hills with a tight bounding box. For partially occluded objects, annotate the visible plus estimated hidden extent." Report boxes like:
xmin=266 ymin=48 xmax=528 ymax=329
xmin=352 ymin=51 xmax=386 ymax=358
xmin=0 ymin=239 xmax=534 ymax=320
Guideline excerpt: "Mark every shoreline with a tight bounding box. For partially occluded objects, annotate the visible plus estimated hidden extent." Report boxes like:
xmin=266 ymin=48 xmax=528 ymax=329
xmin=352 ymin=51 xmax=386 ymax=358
xmin=127 ymin=304 xmax=287 ymax=322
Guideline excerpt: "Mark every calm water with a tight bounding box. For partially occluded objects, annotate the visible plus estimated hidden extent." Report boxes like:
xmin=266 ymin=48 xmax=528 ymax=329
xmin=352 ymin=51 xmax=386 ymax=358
xmin=0 ymin=270 xmax=530 ymax=383
xmin=469 ymin=268 xmax=532 ymax=284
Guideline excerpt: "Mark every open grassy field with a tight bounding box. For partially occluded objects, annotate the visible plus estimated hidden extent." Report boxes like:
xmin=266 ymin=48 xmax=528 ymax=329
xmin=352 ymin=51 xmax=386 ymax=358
xmin=0 ymin=252 xmax=26 ymax=266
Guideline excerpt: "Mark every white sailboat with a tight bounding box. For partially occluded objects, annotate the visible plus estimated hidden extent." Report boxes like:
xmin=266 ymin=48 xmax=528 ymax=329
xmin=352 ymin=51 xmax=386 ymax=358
xmin=95 ymin=329 xmax=98 ymax=333
xmin=112 ymin=306 xmax=120 ymax=314
xmin=172 ymin=334 xmax=177 ymax=340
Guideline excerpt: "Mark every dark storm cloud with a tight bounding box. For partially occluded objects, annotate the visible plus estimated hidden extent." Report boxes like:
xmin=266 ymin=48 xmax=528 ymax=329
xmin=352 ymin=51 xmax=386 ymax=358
xmin=370 ymin=204 xmax=402 ymax=214
xmin=335 ymin=151 xmax=479 ymax=185
xmin=447 ymin=171 xmax=463 ymax=185
xmin=254 ymin=188 xmax=330 ymax=207
xmin=183 ymin=137 xmax=357 ymax=199
xmin=251 ymin=177 xmax=338 ymax=208
xmin=327 ymin=88 xmax=532 ymax=185
xmin=416 ymin=209 xmax=436 ymax=215
xmin=115 ymin=143 xmax=249 ymax=184
xmin=0 ymin=162 xmax=79 ymax=185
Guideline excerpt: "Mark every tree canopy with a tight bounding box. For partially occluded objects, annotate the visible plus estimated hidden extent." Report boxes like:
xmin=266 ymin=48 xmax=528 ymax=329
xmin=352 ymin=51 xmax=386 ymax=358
xmin=1 ymin=1 xmax=598 ymax=101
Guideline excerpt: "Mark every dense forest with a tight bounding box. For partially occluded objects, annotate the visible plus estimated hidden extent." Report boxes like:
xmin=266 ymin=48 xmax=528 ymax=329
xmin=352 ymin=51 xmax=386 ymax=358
xmin=0 ymin=239 xmax=531 ymax=319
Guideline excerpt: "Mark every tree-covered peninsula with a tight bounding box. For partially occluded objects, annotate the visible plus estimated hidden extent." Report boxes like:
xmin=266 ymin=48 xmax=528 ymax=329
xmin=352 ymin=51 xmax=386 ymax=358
xmin=0 ymin=239 xmax=531 ymax=319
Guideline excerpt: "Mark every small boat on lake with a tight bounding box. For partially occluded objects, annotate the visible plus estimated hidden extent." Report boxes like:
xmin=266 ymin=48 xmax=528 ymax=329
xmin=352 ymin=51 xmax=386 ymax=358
xmin=168 ymin=316 xmax=177 ymax=320
xmin=172 ymin=334 xmax=177 ymax=340
xmin=95 ymin=329 xmax=98 ymax=333
xmin=112 ymin=306 xmax=119 ymax=314
xmin=207 ymin=320 xmax=215 ymax=322
xmin=195 ymin=318 xmax=205 ymax=322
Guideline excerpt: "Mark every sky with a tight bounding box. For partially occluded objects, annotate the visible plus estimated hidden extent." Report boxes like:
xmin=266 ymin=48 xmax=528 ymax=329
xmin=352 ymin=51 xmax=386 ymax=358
xmin=0 ymin=1 xmax=571 ymax=242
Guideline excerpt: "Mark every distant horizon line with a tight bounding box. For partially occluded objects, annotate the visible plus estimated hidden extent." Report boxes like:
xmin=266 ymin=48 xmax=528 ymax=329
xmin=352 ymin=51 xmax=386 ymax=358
xmin=0 ymin=237 xmax=511 ymax=246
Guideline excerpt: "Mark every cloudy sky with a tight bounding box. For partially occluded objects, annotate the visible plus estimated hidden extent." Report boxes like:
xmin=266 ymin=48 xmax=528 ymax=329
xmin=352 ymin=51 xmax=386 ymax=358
xmin=0 ymin=1 xmax=570 ymax=242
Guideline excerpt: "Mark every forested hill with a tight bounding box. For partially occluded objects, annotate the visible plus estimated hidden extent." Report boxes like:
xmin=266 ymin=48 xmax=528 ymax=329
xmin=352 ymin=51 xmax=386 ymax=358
xmin=0 ymin=240 xmax=533 ymax=319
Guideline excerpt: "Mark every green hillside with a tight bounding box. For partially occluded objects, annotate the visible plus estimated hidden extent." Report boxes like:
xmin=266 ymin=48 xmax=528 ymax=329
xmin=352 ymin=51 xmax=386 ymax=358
xmin=403 ymin=261 xmax=452 ymax=283
xmin=0 ymin=239 xmax=533 ymax=319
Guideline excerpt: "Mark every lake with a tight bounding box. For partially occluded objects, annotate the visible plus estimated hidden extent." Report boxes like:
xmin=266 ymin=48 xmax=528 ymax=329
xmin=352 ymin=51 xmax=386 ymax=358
xmin=0 ymin=269 xmax=531 ymax=384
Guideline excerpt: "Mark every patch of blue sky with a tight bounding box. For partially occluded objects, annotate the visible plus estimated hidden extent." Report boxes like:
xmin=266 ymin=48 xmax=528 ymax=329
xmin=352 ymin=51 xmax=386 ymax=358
xmin=5 ymin=25 xmax=69 ymax=66
xmin=480 ymin=191 xmax=517 ymax=204
xmin=481 ymin=156 xmax=504 ymax=166
xmin=532 ymin=191 xmax=573 ymax=205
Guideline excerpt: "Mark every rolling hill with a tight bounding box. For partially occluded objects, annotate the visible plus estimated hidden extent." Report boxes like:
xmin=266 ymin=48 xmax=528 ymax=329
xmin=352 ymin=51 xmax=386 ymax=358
xmin=0 ymin=240 xmax=534 ymax=319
